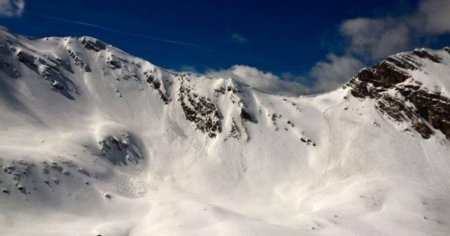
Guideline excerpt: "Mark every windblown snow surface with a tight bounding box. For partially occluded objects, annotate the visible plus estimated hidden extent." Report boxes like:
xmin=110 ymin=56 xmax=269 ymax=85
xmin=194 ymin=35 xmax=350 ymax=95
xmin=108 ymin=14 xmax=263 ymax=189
xmin=0 ymin=27 xmax=450 ymax=236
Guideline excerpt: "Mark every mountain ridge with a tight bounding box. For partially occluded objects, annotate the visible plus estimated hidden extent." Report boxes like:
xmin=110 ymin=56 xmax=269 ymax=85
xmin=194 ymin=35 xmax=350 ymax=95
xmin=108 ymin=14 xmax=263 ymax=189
xmin=0 ymin=27 xmax=450 ymax=236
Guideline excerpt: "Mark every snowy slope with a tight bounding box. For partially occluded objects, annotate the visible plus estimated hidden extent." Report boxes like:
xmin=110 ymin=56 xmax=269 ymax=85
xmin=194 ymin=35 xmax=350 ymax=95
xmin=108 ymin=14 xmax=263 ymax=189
xmin=0 ymin=27 xmax=450 ymax=236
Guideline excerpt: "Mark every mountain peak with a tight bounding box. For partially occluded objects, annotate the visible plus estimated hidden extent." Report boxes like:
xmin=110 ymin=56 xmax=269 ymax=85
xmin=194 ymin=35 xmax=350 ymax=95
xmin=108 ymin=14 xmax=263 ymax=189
xmin=1 ymin=29 xmax=450 ymax=236
xmin=348 ymin=47 xmax=450 ymax=139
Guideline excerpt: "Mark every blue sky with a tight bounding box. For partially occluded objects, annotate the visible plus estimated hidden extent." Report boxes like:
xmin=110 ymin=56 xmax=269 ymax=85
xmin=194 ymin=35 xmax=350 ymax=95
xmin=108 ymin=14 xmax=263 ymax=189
xmin=1 ymin=0 xmax=449 ymax=92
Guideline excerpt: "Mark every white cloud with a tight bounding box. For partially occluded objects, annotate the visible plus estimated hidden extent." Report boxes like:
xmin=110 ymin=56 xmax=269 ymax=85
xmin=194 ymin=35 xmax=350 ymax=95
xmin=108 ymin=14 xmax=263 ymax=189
xmin=416 ymin=0 xmax=450 ymax=34
xmin=205 ymin=60 xmax=363 ymax=95
xmin=204 ymin=0 xmax=450 ymax=95
xmin=206 ymin=65 xmax=309 ymax=96
xmin=307 ymin=0 xmax=450 ymax=93
xmin=340 ymin=18 xmax=411 ymax=60
xmin=340 ymin=0 xmax=450 ymax=60
xmin=309 ymin=54 xmax=364 ymax=93
xmin=0 ymin=0 xmax=24 ymax=17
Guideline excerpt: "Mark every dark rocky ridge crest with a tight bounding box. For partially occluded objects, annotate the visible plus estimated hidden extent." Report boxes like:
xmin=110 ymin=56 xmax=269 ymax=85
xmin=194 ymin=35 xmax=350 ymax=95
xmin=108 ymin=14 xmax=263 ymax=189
xmin=349 ymin=48 xmax=450 ymax=139
xmin=80 ymin=37 xmax=107 ymax=52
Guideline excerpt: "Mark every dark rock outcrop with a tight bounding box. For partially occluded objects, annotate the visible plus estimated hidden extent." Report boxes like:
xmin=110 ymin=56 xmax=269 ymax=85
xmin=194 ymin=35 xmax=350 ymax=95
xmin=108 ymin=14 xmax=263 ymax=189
xmin=144 ymin=71 xmax=169 ymax=104
xmin=99 ymin=135 xmax=143 ymax=166
xmin=67 ymin=48 xmax=91 ymax=72
xmin=16 ymin=50 xmax=37 ymax=70
xmin=80 ymin=37 xmax=107 ymax=52
xmin=240 ymin=109 xmax=257 ymax=123
xmin=349 ymin=48 xmax=450 ymax=139
xmin=178 ymin=79 xmax=222 ymax=138
xmin=228 ymin=119 xmax=242 ymax=139
xmin=106 ymin=56 xmax=122 ymax=70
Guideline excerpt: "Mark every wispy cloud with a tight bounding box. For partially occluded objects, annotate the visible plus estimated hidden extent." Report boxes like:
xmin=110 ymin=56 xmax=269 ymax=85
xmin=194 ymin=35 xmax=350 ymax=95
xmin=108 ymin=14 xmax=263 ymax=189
xmin=25 ymin=11 xmax=208 ymax=50
xmin=0 ymin=0 xmax=24 ymax=17
xmin=179 ymin=65 xmax=198 ymax=73
xmin=231 ymin=33 xmax=248 ymax=43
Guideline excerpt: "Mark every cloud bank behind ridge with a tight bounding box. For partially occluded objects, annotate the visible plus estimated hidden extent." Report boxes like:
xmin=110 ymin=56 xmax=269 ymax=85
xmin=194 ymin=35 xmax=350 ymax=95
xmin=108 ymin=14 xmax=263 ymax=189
xmin=0 ymin=0 xmax=24 ymax=17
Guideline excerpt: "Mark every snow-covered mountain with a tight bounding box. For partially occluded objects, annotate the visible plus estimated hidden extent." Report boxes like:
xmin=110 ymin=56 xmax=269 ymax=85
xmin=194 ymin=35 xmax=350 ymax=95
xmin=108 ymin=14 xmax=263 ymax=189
xmin=0 ymin=27 xmax=449 ymax=236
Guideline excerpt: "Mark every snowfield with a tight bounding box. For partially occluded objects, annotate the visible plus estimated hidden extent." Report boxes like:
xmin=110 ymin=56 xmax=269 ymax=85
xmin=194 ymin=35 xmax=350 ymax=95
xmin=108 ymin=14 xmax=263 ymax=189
xmin=0 ymin=27 xmax=450 ymax=236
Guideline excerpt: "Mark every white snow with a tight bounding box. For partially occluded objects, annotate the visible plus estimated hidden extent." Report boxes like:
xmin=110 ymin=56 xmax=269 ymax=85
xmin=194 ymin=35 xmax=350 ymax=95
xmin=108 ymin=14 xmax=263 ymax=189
xmin=0 ymin=28 xmax=449 ymax=236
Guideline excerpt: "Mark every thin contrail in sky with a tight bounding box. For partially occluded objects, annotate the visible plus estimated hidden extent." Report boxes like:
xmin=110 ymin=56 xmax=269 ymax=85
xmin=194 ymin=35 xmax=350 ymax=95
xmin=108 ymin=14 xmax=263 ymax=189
xmin=25 ymin=11 xmax=209 ymax=50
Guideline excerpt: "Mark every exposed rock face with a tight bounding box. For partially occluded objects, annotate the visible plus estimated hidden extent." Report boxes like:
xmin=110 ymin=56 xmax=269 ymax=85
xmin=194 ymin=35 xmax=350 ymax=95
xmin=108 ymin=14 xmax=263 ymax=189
xmin=67 ymin=48 xmax=91 ymax=72
xmin=16 ymin=50 xmax=38 ymax=71
xmin=14 ymin=48 xmax=78 ymax=99
xmin=240 ymin=109 xmax=257 ymax=123
xmin=99 ymin=135 xmax=143 ymax=166
xmin=0 ymin=158 xmax=95 ymax=196
xmin=397 ymin=87 xmax=450 ymax=138
xmin=80 ymin=37 xmax=107 ymax=52
xmin=106 ymin=55 xmax=123 ymax=70
xmin=178 ymin=77 xmax=222 ymax=138
xmin=145 ymin=70 xmax=169 ymax=104
xmin=3 ymin=160 xmax=33 ymax=182
xmin=228 ymin=119 xmax=242 ymax=139
xmin=349 ymin=48 xmax=450 ymax=139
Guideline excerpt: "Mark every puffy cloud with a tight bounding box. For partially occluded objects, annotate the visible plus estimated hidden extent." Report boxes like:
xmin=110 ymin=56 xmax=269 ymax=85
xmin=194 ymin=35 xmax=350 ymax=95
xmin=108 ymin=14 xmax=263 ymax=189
xmin=340 ymin=18 xmax=410 ymax=60
xmin=309 ymin=54 xmax=364 ymax=93
xmin=307 ymin=0 xmax=450 ymax=93
xmin=0 ymin=0 xmax=24 ymax=17
xmin=416 ymin=0 xmax=450 ymax=34
xmin=207 ymin=65 xmax=309 ymax=96
xmin=340 ymin=0 xmax=450 ymax=60
xmin=190 ymin=0 xmax=450 ymax=95
xmin=205 ymin=59 xmax=363 ymax=95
